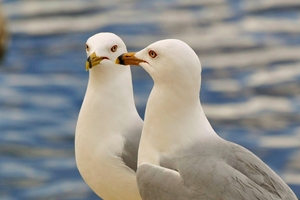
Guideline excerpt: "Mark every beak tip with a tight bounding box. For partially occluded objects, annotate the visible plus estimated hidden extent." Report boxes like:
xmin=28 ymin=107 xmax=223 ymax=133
xmin=115 ymin=53 xmax=125 ymax=65
xmin=85 ymin=62 xmax=91 ymax=71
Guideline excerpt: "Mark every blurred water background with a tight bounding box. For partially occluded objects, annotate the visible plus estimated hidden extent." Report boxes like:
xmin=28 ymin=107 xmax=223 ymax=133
xmin=0 ymin=0 xmax=299 ymax=199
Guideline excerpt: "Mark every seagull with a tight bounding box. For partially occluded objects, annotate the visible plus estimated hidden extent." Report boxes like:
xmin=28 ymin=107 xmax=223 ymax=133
xmin=116 ymin=39 xmax=297 ymax=200
xmin=75 ymin=32 xmax=143 ymax=200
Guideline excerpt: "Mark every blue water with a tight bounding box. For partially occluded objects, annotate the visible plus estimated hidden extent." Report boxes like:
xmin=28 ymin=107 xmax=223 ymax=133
xmin=1 ymin=0 xmax=300 ymax=199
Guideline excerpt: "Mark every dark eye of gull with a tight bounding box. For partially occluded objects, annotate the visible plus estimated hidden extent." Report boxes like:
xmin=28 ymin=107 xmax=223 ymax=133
xmin=149 ymin=50 xmax=157 ymax=58
xmin=111 ymin=45 xmax=118 ymax=52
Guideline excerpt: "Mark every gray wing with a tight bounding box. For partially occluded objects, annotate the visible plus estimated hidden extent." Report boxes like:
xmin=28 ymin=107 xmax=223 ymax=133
xmin=137 ymin=162 xmax=278 ymax=200
xmin=227 ymin=142 xmax=297 ymax=199
xmin=121 ymin=118 xmax=143 ymax=172
xmin=136 ymin=140 xmax=297 ymax=200
xmin=137 ymin=163 xmax=199 ymax=200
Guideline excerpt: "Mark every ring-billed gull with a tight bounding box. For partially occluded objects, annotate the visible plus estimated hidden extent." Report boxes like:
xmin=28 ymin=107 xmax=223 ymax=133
xmin=75 ymin=32 xmax=142 ymax=200
xmin=116 ymin=39 xmax=297 ymax=200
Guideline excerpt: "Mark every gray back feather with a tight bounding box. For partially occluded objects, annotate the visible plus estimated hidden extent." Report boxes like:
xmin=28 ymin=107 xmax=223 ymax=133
xmin=136 ymin=139 xmax=297 ymax=200
xmin=121 ymin=119 xmax=143 ymax=172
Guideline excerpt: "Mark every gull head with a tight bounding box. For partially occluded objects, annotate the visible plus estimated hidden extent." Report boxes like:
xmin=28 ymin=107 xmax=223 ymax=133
xmin=116 ymin=39 xmax=201 ymax=87
xmin=85 ymin=32 xmax=127 ymax=71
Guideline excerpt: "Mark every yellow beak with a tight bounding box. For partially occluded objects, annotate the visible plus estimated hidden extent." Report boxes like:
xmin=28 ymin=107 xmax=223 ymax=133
xmin=115 ymin=52 xmax=145 ymax=66
xmin=85 ymin=52 xmax=106 ymax=71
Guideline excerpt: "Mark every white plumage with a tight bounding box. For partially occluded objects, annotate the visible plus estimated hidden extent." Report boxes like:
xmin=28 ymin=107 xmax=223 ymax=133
xmin=75 ymin=32 xmax=142 ymax=200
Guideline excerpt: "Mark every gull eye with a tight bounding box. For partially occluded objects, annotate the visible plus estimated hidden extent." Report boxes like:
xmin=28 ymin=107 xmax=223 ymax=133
xmin=111 ymin=45 xmax=118 ymax=52
xmin=86 ymin=44 xmax=89 ymax=51
xmin=149 ymin=50 xmax=157 ymax=58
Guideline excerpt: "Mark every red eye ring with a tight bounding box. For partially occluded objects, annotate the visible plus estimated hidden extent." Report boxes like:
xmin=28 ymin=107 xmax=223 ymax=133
xmin=86 ymin=44 xmax=89 ymax=51
xmin=111 ymin=45 xmax=118 ymax=52
xmin=149 ymin=50 xmax=157 ymax=58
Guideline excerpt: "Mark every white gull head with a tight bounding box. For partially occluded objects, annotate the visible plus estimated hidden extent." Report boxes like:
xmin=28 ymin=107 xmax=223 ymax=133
xmin=136 ymin=39 xmax=201 ymax=91
xmin=85 ymin=32 xmax=127 ymax=69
